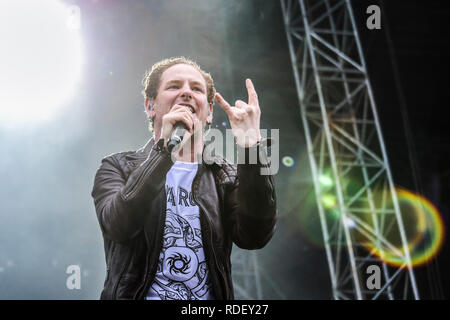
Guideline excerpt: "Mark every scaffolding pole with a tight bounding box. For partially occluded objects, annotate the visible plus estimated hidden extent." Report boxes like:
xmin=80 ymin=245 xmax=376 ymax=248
xmin=280 ymin=0 xmax=419 ymax=299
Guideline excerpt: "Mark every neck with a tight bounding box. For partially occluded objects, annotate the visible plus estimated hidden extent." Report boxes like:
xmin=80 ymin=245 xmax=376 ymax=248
xmin=153 ymin=130 xmax=204 ymax=163
xmin=174 ymin=141 xmax=202 ymax=163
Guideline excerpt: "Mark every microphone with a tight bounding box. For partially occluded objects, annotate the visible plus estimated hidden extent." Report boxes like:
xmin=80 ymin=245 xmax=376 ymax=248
xmin=167 ymin=122 xmax=187 ymax=152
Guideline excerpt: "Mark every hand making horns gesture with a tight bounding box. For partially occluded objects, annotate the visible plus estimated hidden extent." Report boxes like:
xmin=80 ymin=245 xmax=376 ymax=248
xmin=215 ymin=79 xmax=262 ymax=148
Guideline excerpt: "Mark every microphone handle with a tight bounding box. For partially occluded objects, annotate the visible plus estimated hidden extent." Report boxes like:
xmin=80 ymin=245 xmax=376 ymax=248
xmin=167 ymin=122 xmax=187 ymax=152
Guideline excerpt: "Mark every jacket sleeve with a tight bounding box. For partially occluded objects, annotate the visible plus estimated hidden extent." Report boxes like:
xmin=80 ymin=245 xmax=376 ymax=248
xmin=225 ymin=140 xmax=277 ymax=249
xmin=91 ymin=140 xmax=173 ymax=243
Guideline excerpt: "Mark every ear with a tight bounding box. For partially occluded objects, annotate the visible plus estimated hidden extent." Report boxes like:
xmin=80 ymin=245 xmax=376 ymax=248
xmin=145 ymin=98 xmax=155 ymax=119
xmin=206 ymin=102 xmax=213 ymax=124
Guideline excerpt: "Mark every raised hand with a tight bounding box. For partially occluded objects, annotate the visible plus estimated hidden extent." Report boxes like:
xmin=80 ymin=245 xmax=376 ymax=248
xmin=215 ymin=79 xmax=262 ymax=147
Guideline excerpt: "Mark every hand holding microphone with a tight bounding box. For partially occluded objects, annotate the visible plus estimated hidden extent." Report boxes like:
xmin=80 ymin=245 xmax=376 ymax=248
xmin=161 ymin=104 xmax=195 ymax=152
xmin=167 ymin=122 xmax=188 ymax=152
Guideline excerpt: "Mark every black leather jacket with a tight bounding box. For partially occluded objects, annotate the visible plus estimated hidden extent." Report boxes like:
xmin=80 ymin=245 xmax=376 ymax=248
xmin=91 ymin=138 xmax=277 ymax=300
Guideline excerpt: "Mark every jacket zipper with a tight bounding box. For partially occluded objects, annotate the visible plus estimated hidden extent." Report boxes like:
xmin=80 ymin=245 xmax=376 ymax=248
xmin=132 ymin=247 xmax=150 ymax=300
xmin=192 ymin=167 xmax=227 ymax=300
xmin=105 ymin=243 xmax=115 ymax=279
xmin=133 ymin=194 xmax=167 ymax=300
xmin=131 ymin=163 xmax=227 ymax=299
xmin=112 ymin=245 xmax=133 ymax=299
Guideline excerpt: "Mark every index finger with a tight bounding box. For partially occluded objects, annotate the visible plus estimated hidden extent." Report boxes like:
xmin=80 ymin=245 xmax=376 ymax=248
xmin=246 ymin=78 xmax=259 ymax=106
xmin=215 ymin=92 xmax=232 ymax=115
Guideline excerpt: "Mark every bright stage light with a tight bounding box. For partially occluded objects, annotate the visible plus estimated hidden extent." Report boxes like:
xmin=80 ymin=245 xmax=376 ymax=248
xmin=0 ymin=0 xmax=83 ymax=128
xmin=319 ymin=174 xmax=333 ymax=187
xmin=321 ymin=194 xmax=336 ymax=209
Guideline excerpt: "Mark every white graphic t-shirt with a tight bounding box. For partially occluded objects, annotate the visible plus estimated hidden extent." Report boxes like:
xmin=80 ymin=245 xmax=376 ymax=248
xmin=146 ymin=161 xmax=214 ymax=300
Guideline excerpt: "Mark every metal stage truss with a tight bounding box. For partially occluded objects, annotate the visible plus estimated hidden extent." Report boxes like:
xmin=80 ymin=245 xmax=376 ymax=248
xmin=280 ymin=0 xmax=419 ymax=299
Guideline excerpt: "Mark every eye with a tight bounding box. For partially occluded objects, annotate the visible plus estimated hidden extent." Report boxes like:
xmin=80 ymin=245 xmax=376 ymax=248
xmin=168 ymin=85 xmax=179 ymax=89
xmin=193 ymin=87 xmax=203 ymax=92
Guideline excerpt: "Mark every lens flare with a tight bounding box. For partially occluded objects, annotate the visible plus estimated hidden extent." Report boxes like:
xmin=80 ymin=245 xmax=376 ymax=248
xmin=363 ymin=188 xmax=445 ymax=268
xmin=282 ymin=156 xmax=295 ymax=168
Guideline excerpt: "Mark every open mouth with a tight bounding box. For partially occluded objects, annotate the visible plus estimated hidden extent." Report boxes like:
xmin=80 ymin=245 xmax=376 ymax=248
xmin=179 ymin=103 xmax=195 ymax=114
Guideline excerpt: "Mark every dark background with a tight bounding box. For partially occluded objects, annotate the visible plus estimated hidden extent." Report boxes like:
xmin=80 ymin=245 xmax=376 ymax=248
xmin=354 ymin=0 xmax=450 ymax=299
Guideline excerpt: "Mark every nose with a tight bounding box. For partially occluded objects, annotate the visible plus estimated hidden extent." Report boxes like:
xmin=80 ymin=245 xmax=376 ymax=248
xmin=180 ymin=84 xmax=193 ymax=99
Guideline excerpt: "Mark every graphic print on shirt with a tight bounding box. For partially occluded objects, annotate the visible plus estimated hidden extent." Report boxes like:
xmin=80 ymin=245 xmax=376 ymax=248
xmin=148 ymin=167 xmax=214 ymax=300
xmin=150 ymin=208 xmax=213 ymax=299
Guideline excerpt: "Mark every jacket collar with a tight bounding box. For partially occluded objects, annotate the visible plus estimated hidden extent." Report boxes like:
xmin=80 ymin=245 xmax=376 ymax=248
xmin=126 ymin=136 xmax=224 ymax=167
xmin=138 ymin=136 xmax=156 ymax=156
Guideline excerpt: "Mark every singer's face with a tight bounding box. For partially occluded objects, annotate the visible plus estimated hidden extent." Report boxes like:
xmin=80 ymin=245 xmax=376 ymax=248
xmin=149 ymin=63 xmax=212 ymax=137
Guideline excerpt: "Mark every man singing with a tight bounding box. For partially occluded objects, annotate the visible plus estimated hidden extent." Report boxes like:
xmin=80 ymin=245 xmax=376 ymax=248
xmin=91 ymin=57 xmax=277 ymax=300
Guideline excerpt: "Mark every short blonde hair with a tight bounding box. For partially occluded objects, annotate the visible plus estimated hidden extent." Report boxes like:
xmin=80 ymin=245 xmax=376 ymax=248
xmin=142 ymin=57 xmax=215 ymax=104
